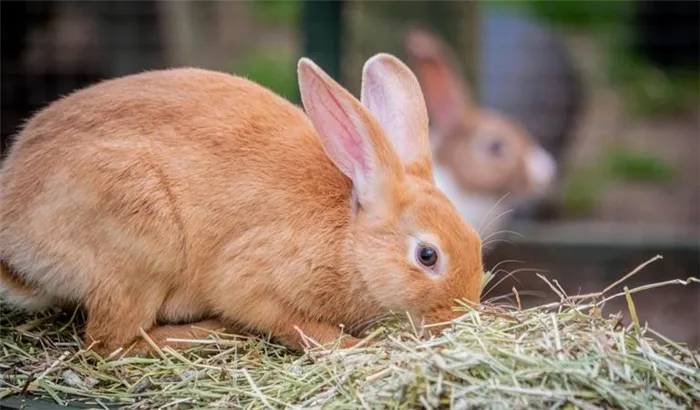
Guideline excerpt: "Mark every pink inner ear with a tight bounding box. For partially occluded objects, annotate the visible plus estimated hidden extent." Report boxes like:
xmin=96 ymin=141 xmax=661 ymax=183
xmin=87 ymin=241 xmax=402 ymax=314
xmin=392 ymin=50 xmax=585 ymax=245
xmin=362 ymin=59 xmax=423 ymax=166
xmin=304 ymin=73 xmax=369 ymax=180
xmin=363 ymin=73 xmax=389 ymax=128
xmin=325 ymin=96 xmax=368 ymax=178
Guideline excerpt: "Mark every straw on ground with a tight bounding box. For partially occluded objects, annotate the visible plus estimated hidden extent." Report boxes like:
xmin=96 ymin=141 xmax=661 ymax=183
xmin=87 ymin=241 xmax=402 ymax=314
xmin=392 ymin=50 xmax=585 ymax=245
xmin=1 ymin=256 xmax=698 ymax=409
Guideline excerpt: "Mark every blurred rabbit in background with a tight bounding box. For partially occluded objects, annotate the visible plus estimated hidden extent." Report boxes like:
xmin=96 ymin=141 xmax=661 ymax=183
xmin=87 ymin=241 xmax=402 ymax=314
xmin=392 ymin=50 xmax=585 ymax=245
xmin=479 ymin=9 xmax=583 ymax=220
xmin=403 ymin=9 xmax=583 ymax=246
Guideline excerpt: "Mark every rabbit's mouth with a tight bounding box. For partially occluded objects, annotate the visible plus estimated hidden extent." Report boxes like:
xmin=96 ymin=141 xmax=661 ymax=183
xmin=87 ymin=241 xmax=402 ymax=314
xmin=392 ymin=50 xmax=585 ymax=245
xmin=417 ymin=304 xmax=475 ymax=335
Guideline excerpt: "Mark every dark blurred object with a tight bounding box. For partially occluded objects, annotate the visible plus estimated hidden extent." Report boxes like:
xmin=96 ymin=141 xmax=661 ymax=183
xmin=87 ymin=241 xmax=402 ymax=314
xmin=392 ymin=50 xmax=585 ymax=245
xmin=479 ymin=9 xmax=583 ymax=165
xmin=300 ymin=0 xmax=344 ymax=86
xmin=1 ymin=1 xmax=103 ymax=159
xmin=1 ymin=1 xmax=54 ymax=64
xmin=478 ymin=9 xmax=583 ymax=221
xmin=1 ymin=1 xmax=165 ymax=160
xmin=633 ymin=0 xmax=700 ymax=71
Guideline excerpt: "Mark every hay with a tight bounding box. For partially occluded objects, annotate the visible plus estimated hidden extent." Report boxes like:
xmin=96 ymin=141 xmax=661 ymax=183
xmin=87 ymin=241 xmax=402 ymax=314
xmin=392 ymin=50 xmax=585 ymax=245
xmin=1 ymin=256 xmax=699 ymax=409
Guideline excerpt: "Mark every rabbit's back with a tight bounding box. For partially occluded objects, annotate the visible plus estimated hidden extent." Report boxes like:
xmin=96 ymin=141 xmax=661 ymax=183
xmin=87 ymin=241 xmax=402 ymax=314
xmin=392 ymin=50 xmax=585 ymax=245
xmin=0 ymin=68 xmax=350 ymax=311
xmin=3 ymin=67 xmax=350 ymax=230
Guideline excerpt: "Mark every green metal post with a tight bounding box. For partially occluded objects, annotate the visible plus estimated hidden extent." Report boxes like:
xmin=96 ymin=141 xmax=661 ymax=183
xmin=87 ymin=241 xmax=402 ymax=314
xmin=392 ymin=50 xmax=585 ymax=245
xmin=299 ymin=0 xmax=344 ymax=102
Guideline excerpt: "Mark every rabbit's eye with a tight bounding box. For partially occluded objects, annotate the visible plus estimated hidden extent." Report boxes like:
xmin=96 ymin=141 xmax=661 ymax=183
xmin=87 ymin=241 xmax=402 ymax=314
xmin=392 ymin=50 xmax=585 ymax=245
xmin=416 ymin=244 xmax=438 ymax=268
xmin=488 ymin=139 xmax=504 ymax=157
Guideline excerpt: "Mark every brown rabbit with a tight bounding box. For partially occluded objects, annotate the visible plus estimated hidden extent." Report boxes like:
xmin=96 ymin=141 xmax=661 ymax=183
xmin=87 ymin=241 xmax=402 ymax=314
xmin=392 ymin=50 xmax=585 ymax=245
xmin=403 ymin=28 xmax=557 ymax=240
xmin=0 ymin=54 xmax=483 ymax=356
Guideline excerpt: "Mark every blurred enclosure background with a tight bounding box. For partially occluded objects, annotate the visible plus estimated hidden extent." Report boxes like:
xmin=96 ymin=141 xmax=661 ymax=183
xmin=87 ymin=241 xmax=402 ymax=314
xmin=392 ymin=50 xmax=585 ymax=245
xmin=1 ymin=1 xmax=698 ymax=346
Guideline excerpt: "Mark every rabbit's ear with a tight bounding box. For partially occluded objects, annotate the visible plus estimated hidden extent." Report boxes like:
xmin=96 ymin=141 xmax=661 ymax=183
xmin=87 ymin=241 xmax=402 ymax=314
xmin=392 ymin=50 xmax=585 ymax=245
xmin=298 ymin=57 xmax=403 ymax=213
xmin=360 ymin=53 xmax=432 ymax=180
xmin=404 ymin=27 xmax=476 ymax=135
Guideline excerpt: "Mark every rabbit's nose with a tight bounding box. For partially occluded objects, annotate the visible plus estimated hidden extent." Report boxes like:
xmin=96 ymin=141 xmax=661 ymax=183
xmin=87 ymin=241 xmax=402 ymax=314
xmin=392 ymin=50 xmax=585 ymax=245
xmin=526 ymin=145 xmax=557 ymax=191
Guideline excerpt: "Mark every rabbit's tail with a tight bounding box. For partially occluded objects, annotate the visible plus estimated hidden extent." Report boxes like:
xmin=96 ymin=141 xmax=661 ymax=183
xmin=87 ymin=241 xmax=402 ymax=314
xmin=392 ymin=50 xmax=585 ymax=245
xmin=0 ymin=260 xmax=53 ymax=312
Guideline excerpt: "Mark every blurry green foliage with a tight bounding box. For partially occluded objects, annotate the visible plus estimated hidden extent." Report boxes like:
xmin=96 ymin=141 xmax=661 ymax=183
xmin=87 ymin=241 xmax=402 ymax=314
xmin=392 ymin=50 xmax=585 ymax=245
xmin=561 ymin=166 xmax=605 ymax=216
xmin=561 ymin=145 xmax=677 ymax=215
xmin=531 ymin=0 xmax=631 ymax=29
xmin=250 ymin=0 xmax=300 ymax=25
xmin=485 ymin=0 xmax=632 ymax=30
xmin=606 ymin=51 xmax=700 ymax=117
xmin=605 ymin=147 xmax=676 ymax=183
xmin=232 ymin=51 xmax=297 ymax=101
xmin=486 ymin=0 xmax=699 ymax=118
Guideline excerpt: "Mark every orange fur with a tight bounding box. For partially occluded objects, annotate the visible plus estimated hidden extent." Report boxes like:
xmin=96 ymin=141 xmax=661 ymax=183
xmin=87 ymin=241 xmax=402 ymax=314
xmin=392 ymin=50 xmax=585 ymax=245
xmin=0 ymin=55 xmax=483 ymax=357
xmin=0 ymin=261 xmax=34 ymax=299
